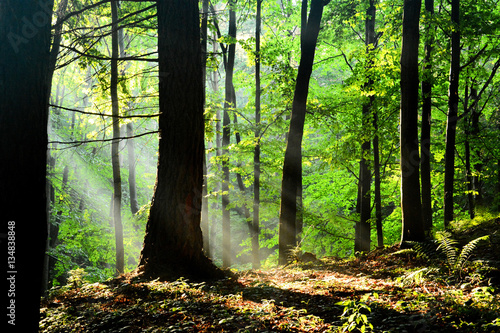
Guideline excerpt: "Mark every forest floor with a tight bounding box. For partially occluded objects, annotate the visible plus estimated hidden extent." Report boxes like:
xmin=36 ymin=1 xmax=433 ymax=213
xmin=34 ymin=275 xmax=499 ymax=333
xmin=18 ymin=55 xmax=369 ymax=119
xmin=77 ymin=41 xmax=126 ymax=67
xmin=40 ymin=219 xmax=500 ymax=333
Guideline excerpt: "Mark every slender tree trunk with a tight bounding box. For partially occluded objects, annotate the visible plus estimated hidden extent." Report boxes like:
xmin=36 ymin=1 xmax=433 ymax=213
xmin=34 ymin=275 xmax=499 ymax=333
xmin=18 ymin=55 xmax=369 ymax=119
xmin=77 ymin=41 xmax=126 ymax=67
xmin=279 ymin=0 xmax=325 ymax=265
xmin=469 ymin=86 xmax=482 ymax=208
xmin=212 ymin=30 xmax=221 ymax=259
xmin=111 ymin=0 xmax=124 ymax=275
xmin=443 ymin=0 xmax=460 ymax=228
xmin=400 ymin=0 xmax=425 ymax=244
xmin=49 ymin=165 xmax=69 ymax=287
xmin=420 ymin=0 xmax=434 ymax=236
xmin=42 ymin=153 xmax=57 ymax=295
xmin=464 ymin=82 xmax=473 ymax=218
xmin=112 ymin=3 xmax=139 ymax=216
xmin=373 ymin=111 xmax=383 ymax=248
xmin=222 ymin=1 xmax=237 ymax=268
xmin=465 ymin=133 xmax=474 ymax=218
xmin=139 ymin=0 xmax=222 ymax=280
xmin=42 ymin=0 xmax=69 ymax=295
xmin=200 ymin=0 xmax=211 ymax=258
xmin=127 ymin=123 xmax=140 ymax=214
xmin=252 ymin=0 xmax=263 ymax=269
xmin=355 ymin=0 xmax=376 ymax=253
xmin=0 ymin=1 xmax=53 ymax=330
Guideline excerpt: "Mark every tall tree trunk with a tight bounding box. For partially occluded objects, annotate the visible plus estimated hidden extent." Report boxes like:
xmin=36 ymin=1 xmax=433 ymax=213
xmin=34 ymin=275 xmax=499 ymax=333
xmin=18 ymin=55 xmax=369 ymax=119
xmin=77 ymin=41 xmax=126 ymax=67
xmin=117 ymin=21 xmax=140 ymax=216
xmin=212 ymin=30 xmax=221 ymax=259
xmin=400 ymin=0 xmax=425 ymax=244
xmin=252 ymin=0 xmax=263 ymax=269
xmin=43 ymin=0 xmax=68 ymax=296
xmin=465 ymin=132 xmax=474 ymax=218
xmin=373 ymin=112 xmax=383 ymax=248
xmin=443 ymin=0 xmax=460 ymax=228
xmin=0 ymin=1 xmax=53 ymax=330
xmin=355 ymin=0 xmax=377 ymax=253
xmin=279 ymin=0 xmax=325 ymax=265
xmin=42 ymin=152 xmax=56 ymax=295
xmin=200 ymin=0 xmax=211 ymax=257
xmin=469 ymin=86 xmax=482 ymax=208
xmin=222 ymin=1 xmax=237 ymax=268
xmin=139 ymin=0 xmax=222 ymax=280
xmin=127 ymin=123 xmax=140 ymax=214
xmin=111 ymin=0 xmax=124 ymax=275
xmin=49 ymin=165 xmax=69 ymax=288
xmin=420 ymin=0 xmax=434 ymax=236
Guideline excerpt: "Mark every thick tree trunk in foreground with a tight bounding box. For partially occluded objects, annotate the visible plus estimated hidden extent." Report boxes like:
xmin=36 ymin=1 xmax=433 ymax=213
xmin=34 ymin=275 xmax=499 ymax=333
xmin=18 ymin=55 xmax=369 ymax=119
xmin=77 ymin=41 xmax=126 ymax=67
xmin=443 ymin=0 xmax=460 ymax=228
xmin=400 ymin=0 xmax=425 ymax=244
xmin=279 ymin=0 xmax=325 ymax=265
xmin=139 ymin=0 xmax=222 ymax=280
xmin=0 ymin=1 xmax=53 ymax=331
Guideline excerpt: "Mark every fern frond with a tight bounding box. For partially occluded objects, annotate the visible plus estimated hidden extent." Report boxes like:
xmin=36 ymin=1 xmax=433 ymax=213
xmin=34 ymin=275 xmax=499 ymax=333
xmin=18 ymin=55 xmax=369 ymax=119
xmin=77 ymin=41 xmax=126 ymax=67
xmin=392 ymin=248 xmax=416 ymax=256
xmin=436 ymin=232 xmax=458 ymax=268
xmin=393 ymin=241 xmax=437 ymax=261
xmin=399 ymin=267 xmax=438 ymax=287
xmin=456 ymin=235 xmax=489 ymax=270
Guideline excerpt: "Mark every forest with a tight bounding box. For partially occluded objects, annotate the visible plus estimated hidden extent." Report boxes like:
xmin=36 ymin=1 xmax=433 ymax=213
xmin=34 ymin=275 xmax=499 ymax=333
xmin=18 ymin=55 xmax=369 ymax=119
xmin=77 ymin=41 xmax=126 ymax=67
xmin=1 ymin=0 xmax=500 ymax=331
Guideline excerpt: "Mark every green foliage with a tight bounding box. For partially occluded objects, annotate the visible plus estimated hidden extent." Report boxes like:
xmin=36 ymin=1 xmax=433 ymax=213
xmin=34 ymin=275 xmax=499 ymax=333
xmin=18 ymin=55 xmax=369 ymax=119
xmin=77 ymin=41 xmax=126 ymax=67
xmin=67 ymin=268 xmax=88 ymax=289
xmin=45 ymin=0 xmax=500 ymax=276
xmin=397 ymin=267 xmax=439 ymax=287
xmin=336 ymin=295 xmax=374 ymax=333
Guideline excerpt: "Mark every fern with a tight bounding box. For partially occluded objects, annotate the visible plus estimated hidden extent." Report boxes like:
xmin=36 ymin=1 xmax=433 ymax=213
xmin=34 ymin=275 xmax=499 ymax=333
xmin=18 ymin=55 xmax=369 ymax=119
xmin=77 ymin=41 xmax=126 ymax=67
xmin=435 ymin=231 xmax=489 ymax=278
xmin=398 ymin=267 xmax=439 ymax=287
xmin=456 ymin=235 xmax=489 ymax=271
xmin=392 ymin=240 xmax=438 ymax=261
xmin=436 ymin=232 xmax=458 ymax=272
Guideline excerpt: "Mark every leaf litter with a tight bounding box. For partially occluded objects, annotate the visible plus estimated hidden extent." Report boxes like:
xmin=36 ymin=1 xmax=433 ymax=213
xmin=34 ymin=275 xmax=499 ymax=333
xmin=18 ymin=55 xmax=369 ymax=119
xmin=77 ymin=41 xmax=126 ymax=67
xmin=40 ymin=244 xmax=500 ymax=332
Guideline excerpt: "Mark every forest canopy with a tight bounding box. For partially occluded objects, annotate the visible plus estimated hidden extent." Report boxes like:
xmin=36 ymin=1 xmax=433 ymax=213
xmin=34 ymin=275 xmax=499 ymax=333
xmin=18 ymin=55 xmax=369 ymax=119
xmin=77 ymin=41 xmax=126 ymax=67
xmin=40 ymin=0 xmax=500 ymax=284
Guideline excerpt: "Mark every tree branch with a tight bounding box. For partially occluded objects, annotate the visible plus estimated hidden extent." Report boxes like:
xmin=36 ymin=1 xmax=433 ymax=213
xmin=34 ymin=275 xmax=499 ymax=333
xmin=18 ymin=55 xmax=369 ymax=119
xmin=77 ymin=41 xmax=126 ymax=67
xmin=50 ymin=104 xmax=160 ymax=118
xmin=49 ymin=130 xmax=159 ymax=148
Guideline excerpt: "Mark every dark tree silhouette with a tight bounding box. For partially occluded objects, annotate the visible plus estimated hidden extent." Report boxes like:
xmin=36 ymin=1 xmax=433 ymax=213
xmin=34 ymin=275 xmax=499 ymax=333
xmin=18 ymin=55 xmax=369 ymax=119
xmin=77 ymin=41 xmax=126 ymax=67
xmin=400 ymin=0 xmax=425 ymax=243
xmin=0 ymin=0 xmax=53 ymax=331
xmin=138 ymin=0 xmax=222 ymax=280
xmin=279 ymin=0 xmax=326 ymax=265
xmin=443 ymin=0 xmax=460 ymax=228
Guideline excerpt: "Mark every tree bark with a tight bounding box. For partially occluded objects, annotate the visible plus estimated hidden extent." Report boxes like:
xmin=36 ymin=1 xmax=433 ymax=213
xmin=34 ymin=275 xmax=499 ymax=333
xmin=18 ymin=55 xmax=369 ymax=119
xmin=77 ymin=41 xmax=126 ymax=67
xmin=0 ymin=0 xmax=53 ymax=330
xmin=279 ymin=0 xmax=325 ymax=265
xmin=420 ymin=0 xmax=434 ymax=236
xmin=118 ymin=17 xmax=140 ymax=216
xmin=212 ymin=28 xmax=221 ymax=259
xmin=210 ymin=26 xmax=222 ymax=258
xmin=355 ymin=0 xmax=376 ymax=253
xmin=443 ymin=0 xmax=460 ymax=228
xmin=400 ymin=0 xmax=425 ymax=244
xmin=373 ymin=112 xmax=383 ymax=248
xmin=127 ymin=123 xmax=140 ymax=215
xmin=222 ymin=1 xmax=237 ymax=268
xmin=200 ymin=0 xmax=210 ymax=258
xmin=138 ymin=0 xmax=222 ymax=280
xmin=252 ymin=0 xmax=263 ymax=269
xmin=111 ymin=0 xmax=124 ymax=275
